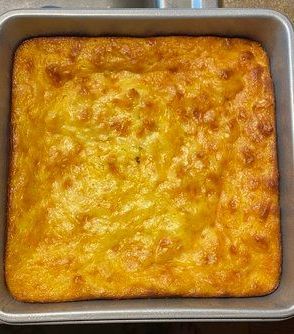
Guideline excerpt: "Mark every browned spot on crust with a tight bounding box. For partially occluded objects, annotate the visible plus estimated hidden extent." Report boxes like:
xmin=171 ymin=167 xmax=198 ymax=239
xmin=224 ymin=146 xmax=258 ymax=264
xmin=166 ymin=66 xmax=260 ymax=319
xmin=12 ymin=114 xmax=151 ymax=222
xmin=107 ymin=156 xmax=122 ymax=177
xmin=127 ymin=88 xmax=140 ymax=99
xmin=228 ymin=117 xmax=238 ymax=131
xmin=270 ymin=204 xmax=279 ymax=216
xmin=196 ymin=151 xmax=205 ymax=159
xmin=110 ymin=118 xmax=131 ymax=136
xmin=258 ymin=201 xmax=271 ymax=220
xmin=193 ymin=93 xmax=213 ymax=116
xmin=137 ymin=119 xmax=157 ymax=137
xmin=207 ymin=172 xmax=221 ymax=186
xmin=240 ymin=50 xmax=254 ymax=62
xmin=63 ymin=178 xmax=73 ymax=189
xmin=175 ymin=89 xmax=185 ymax=100
xmin=46 ymin=64 xmax=74 ymax=87
xmin=113 ymin=97 xmax=132 ymax=109
xmin=267 ymin=175 xmax=278 ymax=191
xmin=242 ymin=147 xmax=255 ymax=165
xmin=219 ymin=69 xmax=232 ymax=80
xmin=23 ymin=58 xmax=34 ymax=73
xmin=257 ymin=115 xmax=273 ymax=137
xmin=250 ymin=65 xmax=264 ymax=82
xmin=230 ymin=245 xmax=238 ymax=255
xmin=108 ymin=160 xmax=119 ymax=175
xmin=264 ymin=76 xmax=274 ymax=95
xmin=74 ymin=275 xmax=84 ymax=285
xmin=254 ymin=235 xmax=269 ymax=250
xmin=204 ymin=253 xmax=217 ymax=265
xmin=144 ymin=100 xmax=155 ymax=110
xmin=168 ymin=66 xmax=179 ymax=73
xmin=182 ymin=183 xmax=199 ymax=198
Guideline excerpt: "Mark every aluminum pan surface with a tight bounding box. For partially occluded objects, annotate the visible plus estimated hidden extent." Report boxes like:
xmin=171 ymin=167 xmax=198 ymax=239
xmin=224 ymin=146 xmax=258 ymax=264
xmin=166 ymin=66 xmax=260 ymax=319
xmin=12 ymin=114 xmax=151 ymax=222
xmin=0 ymin=8 xmax=293 ymax=323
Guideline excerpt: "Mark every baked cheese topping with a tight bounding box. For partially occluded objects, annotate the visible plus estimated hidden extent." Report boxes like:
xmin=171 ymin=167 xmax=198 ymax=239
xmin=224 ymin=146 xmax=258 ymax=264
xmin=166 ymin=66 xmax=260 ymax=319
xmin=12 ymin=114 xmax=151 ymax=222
xmin=6 ymin=37 xmax=280 ymax=301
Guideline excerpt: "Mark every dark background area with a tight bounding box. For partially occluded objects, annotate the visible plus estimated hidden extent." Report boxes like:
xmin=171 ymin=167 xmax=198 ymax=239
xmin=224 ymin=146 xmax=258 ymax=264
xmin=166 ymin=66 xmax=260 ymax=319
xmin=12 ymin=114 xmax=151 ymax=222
xmin=1 ymin=322 xmax=294 ymax=333
xmin=1 ymin=0 xmax=293 ymax=332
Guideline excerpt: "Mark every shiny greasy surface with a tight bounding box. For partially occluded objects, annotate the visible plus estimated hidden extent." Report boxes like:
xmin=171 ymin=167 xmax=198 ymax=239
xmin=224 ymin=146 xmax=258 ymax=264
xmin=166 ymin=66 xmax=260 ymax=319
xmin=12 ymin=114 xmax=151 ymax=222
xmin=6 ymin=37 xmax=280 ymax=302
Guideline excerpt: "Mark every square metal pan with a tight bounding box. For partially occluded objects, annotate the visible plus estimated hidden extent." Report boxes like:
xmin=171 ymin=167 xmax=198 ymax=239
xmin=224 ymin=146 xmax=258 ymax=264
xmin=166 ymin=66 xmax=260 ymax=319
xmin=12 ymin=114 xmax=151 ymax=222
xmin=0 ymin=8 xmax=293 ymax=324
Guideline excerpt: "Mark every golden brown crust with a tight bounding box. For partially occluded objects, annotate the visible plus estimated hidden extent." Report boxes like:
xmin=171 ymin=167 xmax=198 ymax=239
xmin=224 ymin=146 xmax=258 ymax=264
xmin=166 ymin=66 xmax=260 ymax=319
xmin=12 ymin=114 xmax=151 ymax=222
xmin=6 ymin=37 xmax=280 ymax=302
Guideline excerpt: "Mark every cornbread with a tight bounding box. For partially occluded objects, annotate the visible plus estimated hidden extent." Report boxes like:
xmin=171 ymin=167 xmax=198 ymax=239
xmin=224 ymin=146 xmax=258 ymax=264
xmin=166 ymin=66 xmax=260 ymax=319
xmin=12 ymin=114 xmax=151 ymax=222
xmin=6 ymin=37 xmax=280 ymax=302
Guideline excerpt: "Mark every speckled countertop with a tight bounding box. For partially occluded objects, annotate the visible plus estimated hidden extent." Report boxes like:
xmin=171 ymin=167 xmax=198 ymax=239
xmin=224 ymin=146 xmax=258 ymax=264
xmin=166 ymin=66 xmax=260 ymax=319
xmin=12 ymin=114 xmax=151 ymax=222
xmin=223 ymin=0 xmax=294 ymax=21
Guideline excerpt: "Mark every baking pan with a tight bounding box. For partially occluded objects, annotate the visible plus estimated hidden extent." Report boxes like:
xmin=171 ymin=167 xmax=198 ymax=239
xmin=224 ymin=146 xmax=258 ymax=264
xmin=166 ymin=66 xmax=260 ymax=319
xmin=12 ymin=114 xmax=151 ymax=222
xmin=0 ymin=4 xmax=293 ymax=324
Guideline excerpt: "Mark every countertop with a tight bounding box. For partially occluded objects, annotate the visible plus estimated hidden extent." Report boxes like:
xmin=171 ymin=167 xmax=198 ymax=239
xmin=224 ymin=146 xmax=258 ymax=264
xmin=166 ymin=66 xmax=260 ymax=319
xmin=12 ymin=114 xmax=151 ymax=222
xmin=223 ymin=0 xmax=294 ymax=20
